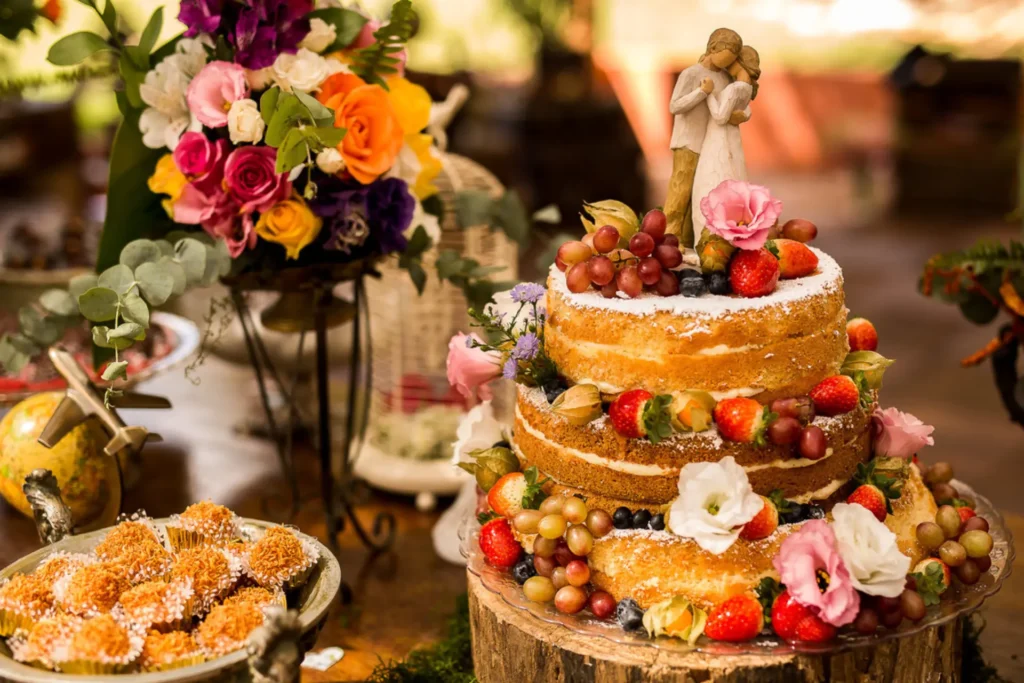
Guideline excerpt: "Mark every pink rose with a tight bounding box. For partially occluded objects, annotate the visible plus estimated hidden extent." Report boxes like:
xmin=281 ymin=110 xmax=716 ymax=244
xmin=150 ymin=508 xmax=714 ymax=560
xmin=206 ymin=212 xmax=258 ymax=258
xmin=773 ymin=520 xmax=860 ymax=627
xmin=699 ymin=179 xmax=783 ymax=250
xmin=872 ymin=407 xmax=935 ymax=459
xmin=187 ymin=61 xmax=250 ymax=128
xmin=174 ymin=134 xmax=229 ymax=194
xmin=446 ymin=333 xmax=502 ymax=402
xmin=223 ymin=146 xmax=291 ymax=214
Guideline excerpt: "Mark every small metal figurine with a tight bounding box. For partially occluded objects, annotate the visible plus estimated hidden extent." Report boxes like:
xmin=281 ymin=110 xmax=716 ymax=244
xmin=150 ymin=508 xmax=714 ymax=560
xmin=37 ymin=347 xmax=171 ymax=457
xmin=22 ymin=468 xmax=74 ymax=545
xmin=248 ymin=606 xmax=303 ymax=683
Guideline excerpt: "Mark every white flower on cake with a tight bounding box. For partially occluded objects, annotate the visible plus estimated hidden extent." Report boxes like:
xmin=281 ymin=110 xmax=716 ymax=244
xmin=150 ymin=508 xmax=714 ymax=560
xmin=830 ymin=502 xmax=910 ymax=597
xmin=668 ymin=456 xmax=763 ymax=554
xmin=452 ymin=401 xmax=506 ymax=466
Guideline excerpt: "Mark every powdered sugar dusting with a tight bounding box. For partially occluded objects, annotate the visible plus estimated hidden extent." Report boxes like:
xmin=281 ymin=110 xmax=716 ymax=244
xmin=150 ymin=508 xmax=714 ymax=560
xmin=548 ymin=247 xmax=842 ymax=321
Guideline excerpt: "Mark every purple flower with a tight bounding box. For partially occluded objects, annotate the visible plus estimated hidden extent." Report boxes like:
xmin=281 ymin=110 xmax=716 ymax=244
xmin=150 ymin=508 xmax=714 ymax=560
xmin=513 ymin=333 xmax=540 ymax=361
xmin=366 ymin=178 xmax=415 ymax=254
xmin=502 ymin=357 xmax=519 ymax=380
xmin=179 ymin=0 xmax=224 ymax=37
xmin=311 ymin=177 xmax=415 ymax=256
xmin=511 ymin=282 xmax=546 ymax=304
xmin=232 ymin=0 xmax=312 ymax=69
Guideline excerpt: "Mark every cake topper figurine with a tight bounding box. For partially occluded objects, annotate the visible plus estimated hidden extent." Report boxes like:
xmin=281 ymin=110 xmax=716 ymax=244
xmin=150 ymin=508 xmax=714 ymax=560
xmin=663 ymin=29 xmax=759 ymax=249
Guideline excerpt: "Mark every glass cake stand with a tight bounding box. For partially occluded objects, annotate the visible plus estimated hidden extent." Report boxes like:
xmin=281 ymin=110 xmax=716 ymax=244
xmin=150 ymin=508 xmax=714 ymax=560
xmin=460 ymin=478 xmax=1014 ymax=655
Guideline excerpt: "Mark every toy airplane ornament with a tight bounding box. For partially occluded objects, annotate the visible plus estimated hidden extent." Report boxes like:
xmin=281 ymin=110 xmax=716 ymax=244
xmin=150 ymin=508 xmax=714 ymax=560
xmin=37 ymin=347 xmax=171 ymax=456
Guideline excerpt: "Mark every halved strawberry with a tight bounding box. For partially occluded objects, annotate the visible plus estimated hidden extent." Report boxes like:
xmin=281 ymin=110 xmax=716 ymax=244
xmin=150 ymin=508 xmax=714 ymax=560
xmin=739 ymin=495 xmax=779 ymax=541
xmin=912 ymin=558 xmax=951 ymax=606
xmin=729 ymin=248 xmax=780 ymax=298
xmin=768 ymin=239 xmax=819 ymax=279
xmin=846 ymin=317 xmax=878 ymax=352
xmin=713 ymin=397 xmax=773 ymax=444
xmin=704 ymin=593 xmax=764 ymax=642
xmin=793 ymin=613 xmax=837 ymax=643
xmin=478 ymin=518 xmax=523 ymax=568
xmin=809 ymin=375 xmax=864 ymax=416
xmin=770 ymin=589 xmax=813 ymax=640
xmin=608 ymin=389 xmax=674 ymax=443
xmin=670 ymin=390 xmax=717 ymax=432
xmin=847 ymin=460 xmax=903 ymax=521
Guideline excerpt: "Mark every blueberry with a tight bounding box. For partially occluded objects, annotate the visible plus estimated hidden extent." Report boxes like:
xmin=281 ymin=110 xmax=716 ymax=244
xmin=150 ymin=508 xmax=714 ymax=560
xmin=806 ymin=504 xmax=825 ymax=520
xmin=649 ymin=513 xmax=665 ymax=531
xmin=779 ymin=501 xmax=803 ymax=525
xmin=631 ymin=509 xmax=652 ymax=530
xmin=705 ymin=271 xmax=731 ymax=295
xmin=512 ymin=555 xmax=537 ymax=585
xmin=616 ymin=598 xmax=645 ymax=631
xmin=678 ymin=268 xmax=703 ymax=281
xmin=680 ymin=277 xmax=707 ymax=298
xmin=612 ymin=506 xmax=632 ymax=530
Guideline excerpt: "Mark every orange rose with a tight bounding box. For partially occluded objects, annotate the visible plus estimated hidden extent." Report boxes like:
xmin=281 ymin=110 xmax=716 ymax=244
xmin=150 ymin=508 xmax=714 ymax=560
xmin=316 ymin=73 xmax=404 ymax=184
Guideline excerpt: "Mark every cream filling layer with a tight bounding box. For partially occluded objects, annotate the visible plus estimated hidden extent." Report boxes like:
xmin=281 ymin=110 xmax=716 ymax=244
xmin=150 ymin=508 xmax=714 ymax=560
xmin=573 ymin=377 xmax=763 ymax=401
xmin=791 ymin=477 xmax=846 ymax=503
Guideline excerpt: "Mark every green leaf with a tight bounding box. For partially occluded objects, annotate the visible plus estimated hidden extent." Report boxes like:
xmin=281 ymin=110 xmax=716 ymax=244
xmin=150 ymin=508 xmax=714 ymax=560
xmin=107 ymin=322 xmax=144 ymax=340
xmin=276 ymin=127 xmax=309 ymax=174
xmin=79 ymin=287 xmax=120 ymax=322
xmin=403 ymin=260 xmax=427 ymax=294
xmin=265 ymin=94 xmax=311 ymax=147
xmin=120 ymin=239 xmax=162 ymax=269
xmin=294 ymin=90 xmax=335 ymax=126
xmin=134 ymin=261 xmax=175 ymax=306
xmin=404 ymin=225 xmax=432 ymax=259
xmin=119 ymin=53 xmax=146 ymax=108
xmin=310 ymin=124 xmax=345 ymax=148
xmin=175 ymin=238 xmax=208 ymax=285
xmin=19 ymin=306 xmax=60 ymax=345
xmin=100 ymin=0 xmax=117 ymax=35
xmin=455 ymin=191 xmax=494 ymax=228
xmin=122 ymin=291 xmax=150 ymax=328
xmin=47 ymin=32 xmax=112 ymax=66
xmin=69 ymin=273 xmax=98 ymax=301
xmin=138 ymin=8 xmax=163 ymax=56
xmin=98 ymin=264 xmax=135 ymax=295
xmin=495 ymin=190 xmax=530 ymax=245
xmin=101 ymin=360 xmax=129 ymax=382
xmin=308 ymin=8 xmax=369 ymax=52
xmin=123 ymin=44 xmax=149 ymax=71
xmin=421 ymin=194 xmax=444 ymax=219
xmin=159 ymin=256 xmax=187 ymax=296
xmin=260 ymin=87 xmax=281 ymax=125
xmin=0 ymin=336 xmax=31 ymax=373
xmin=959 ymin=293 xmax=1000 ymax=325
xmin=92 ymin=326 xmax=132 ymax=350
xmin=39 ymin=289 xmax=77 ymax=317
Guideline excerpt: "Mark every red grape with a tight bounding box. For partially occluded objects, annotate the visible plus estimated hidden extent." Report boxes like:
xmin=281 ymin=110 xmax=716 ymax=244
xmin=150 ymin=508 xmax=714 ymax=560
xmin=566 ymin=262 xmax=592 ymax=293
xmin=963 ymin=516 xmax=990 ymax=533
xmin=881 ymin=609 xmax=904 ymax=629
xmin=554 ymin=540 xmax=583 ymax=567
xmin=582 ymin=233 xmax=595 ymax=250
xmin=900 ymin=589 xmax=926 ymax=622
xmin=771 ymin=396 xmax=815 ymax=424
xmin=555 ymin=256 xmax=567 ymax=272
xmin=974 ymin=555 xmax=992 ymax=572
xmin=654 ymin=271 xmax=680 ymax=296
xmin=798 ymin=426 xmax=827 ymax=459
xmin=662 ymin=234 xmax=680 ymax=248
xmin=853 ymin=607 xmax=879 ymax=635
xmin=533 ymin=555 xmax=557 ymax=578
xmin=876 ymin=596 xmax=901 ymax=614
xmin=955 ymin=559 xmax=981 ymax=585
xmin=767 ymin=417 xmax=801 ymax=446
xmin=782 ymin=218 xmax=818 ymax=243
xmin=637 ymin=257 xmax=662 ymax=286
xmin=616 ymin=266 xmax=643 ymax=298
xmin=558 ymin=241 xmax=593 ymax=267
xmin=600 ymin=282 xmax=618 ymax=298
xmin=608 ymin=249 xmax=635 ymax=270
xmin=554 ymin=586 xmax=587 ymax=614
xmin=593 ymin=226 xmax=620 ymax=254
xmin=565 ymin=559 xmax=591 ymax=587
xmin=587 ymin=255 xmax=615 ymax=286
xmin=588 ymin=591 xmax=617 ymax=619
xmin=641 ymin=209 xmax=667 ymax=241
xmin=629 ymin=232 xmax=655 ymax=258
xmin=654 ymin=244 xmax=683 ymax=269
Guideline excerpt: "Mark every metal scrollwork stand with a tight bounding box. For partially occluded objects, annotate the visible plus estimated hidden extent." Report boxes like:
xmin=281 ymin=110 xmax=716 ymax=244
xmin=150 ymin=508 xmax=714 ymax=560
xmin=990 ymin=323 xmax=1024 ymax=428
xmin=226 ymin=267 xmax=396 ymax=556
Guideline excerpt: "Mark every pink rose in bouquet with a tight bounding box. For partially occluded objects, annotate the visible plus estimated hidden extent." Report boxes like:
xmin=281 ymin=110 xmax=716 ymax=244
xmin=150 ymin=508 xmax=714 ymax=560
xmin=187 ymin=60 xmax=250 ymax=128
xmin=224 ymin=146 xmax=291 ymax=214
xmin=699 ymin=180 xmax=783 ymax=250
xmin=872 ymin=407 xmax=935 ymax=459
xmin=773 ymin=520 xmax=860 ymax=627
xmin=446 ymin=333 xmax=502 ymax=401
xmin=173 ymin=133 xmax=229 ymax=194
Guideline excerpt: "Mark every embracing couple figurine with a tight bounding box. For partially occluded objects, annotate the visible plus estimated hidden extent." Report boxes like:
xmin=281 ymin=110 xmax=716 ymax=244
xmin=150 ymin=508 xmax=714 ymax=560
xmin=663 ymin=29 xmax=761 ymax=249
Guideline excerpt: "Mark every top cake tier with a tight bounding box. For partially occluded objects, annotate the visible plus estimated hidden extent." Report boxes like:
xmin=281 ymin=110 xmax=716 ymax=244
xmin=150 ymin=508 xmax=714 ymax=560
xmin=544 ymin=247 xmax=848 ymax=402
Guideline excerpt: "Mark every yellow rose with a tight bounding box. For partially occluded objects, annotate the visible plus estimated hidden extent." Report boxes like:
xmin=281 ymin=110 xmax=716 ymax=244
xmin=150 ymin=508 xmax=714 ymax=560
xmin=255 ymin=197 xmax=323 ymax=260
xmin=386 ymin=76 xmax=431 ymax=134
xmin=148 ymin=154 xmax=187 ymax=219
xmin=403 ymin=132 xmax=442 ymax=199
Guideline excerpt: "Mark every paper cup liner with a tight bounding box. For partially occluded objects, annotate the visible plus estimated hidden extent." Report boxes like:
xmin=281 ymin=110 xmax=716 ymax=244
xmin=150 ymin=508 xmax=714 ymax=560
xmin=141 ymin=652 xmax=206 ymax=672
xmin=58 ymin=659 xmax=135 ymax=675
xmin=0 ymin=608 xmax=37 ymax=637
xmin=166 ymin=526 xmax=208 ymax=553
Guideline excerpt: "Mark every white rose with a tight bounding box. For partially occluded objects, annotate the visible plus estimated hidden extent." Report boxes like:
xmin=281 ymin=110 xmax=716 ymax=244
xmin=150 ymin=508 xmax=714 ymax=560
xmin=452 ymin=401 xmax=505 ymax=467
xmin=227 ymin=99 xmax=265 ymax=144
xmin=316 ymin=147 xmax=345 ymax=174
xmin=300 ymin=17 xmax=337 ymax=53
xmin=831 ymin=503 xmax=911 ymax=597
xmin=245 ymin=67 xmax=275 ymax=90
xmin=406 ymin=198 xmax=442 ymax=245
xmin=272 ymin=48 xmax=331 ymax=93
xmin=667 ymin=456 xmax=763 ymax=554
xmin=138 ymin=58 xmax=200 ymax=149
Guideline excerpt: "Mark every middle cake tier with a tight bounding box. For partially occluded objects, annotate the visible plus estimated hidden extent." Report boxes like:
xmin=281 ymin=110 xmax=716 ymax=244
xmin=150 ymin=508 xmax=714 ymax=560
xmin=514 ymin=386 xmax=872 ymax=508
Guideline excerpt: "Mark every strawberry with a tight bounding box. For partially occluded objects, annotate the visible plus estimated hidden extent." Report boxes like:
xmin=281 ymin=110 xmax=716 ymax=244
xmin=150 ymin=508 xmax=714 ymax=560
xmin=770 ymin=589 xmax=813 ymax=640
xmin=713 ymin=397 xmax=772 ymax=444
xmin=768 ymin=239 xmax=819 ymax=279
xmin=608 ymin=389 xmax=674 ymax=443
xmin=912 ymin=558 xmax=951 ymax=606
xmin=793 ymin=613 xmax=837 ymax=643
xmin=704 ymin=593 xmax=764 ymax=642
xmin=478 ymin=518 xmax=523 ymax=568
xmin=846 ymin=484 xmax=888 ymax=522
xmin=847 ymin=460 xmax=903 ymax=521
xmin=729 ymin=248 xmax=780 ymax=298
xmin=487 ymin=466 xmax=549 ymax=517
xmin=809 ymin=375 xmax=863 ymax=416
xmin=846 ymin=317 xmax=878 ymax=352
xmin=957 ymin=505 xmax=977 ymax=526
xmin=739 ymin=495 xmax=778 ymax=541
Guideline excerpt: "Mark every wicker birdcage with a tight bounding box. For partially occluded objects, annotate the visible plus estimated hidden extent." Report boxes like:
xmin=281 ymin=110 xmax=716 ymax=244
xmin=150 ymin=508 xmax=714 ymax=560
xmin=360 ymin=154 xmax=517 ymax=500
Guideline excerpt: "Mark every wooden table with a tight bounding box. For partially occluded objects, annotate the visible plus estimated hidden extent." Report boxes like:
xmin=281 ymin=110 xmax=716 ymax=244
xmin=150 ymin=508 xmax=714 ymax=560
xmin=0 ymin=357 xmax=1020 ymax=681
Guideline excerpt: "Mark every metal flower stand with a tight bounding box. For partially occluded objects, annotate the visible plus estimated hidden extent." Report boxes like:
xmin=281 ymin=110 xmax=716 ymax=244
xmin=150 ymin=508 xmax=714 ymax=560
xmin=226 ymin=265 xmax=396 ymax=556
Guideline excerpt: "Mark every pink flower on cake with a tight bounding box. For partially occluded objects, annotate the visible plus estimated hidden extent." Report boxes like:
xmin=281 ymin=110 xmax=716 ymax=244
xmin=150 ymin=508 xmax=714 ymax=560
xmin=773 ymin=520 xmax=860 ymax=627
xmin=872 ymin=407 xmax=934 ymax=459
xmin=447 ymin=333 xmax=502 ymax=401
xmin=699 ymin=180 xmax=783 ymax=250
xmin=186 ymin=61 xmax=250 ymax=128
xmin=831 ymin=503 xmax=910 ymax=598
xmin=223 ymin=146 xmax=291 ymax=214
xmin=667 ymin=456 xmax=763 ymax=555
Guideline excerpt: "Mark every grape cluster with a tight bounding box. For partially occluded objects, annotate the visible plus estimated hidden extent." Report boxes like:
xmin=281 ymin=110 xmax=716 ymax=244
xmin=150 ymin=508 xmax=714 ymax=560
xmin=765 ymin=396 xmax=827 ymax=459
xmin=556 ymin=210 xmax=685 ymax=299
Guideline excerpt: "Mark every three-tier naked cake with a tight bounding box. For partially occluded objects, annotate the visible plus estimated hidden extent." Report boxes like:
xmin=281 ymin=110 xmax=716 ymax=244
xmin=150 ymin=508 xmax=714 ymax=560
xmin=448 ymin=28 xmax=999 ymax=646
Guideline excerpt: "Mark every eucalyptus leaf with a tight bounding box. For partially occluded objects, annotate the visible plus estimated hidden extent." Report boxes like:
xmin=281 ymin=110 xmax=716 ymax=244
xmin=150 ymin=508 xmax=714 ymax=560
xmin=260 ymin=87 xmax=281 ymax=125
xmin=9 ymin=333 xmax=40 ymax=357
xmin=18 ymin=306 xmax=60 ymax=345
xmin=39 ymin=289 xmax=77 ymax=317
xmin=135 ymin=261 xmax=175 ymax=306
xmin=0 ymin=337 xmax=30 ymax=374
xmin=212 ymin=240 xmax=232 ymax=277
xmin=495 ymin=190 xmax=530 ymax=245
xmin=159 ymin=256 xmax=187 ymax=296
xmin=78 ymin=287 xmax=120 ymax=322
xmin=176 ymin=238 xmax=208 ymax=285
xmin=155 ymin=240 xmax=175 ymax=258
xmin=120 ymin=239 xmax=163 ymax=269
xmin=455 ymin=191 xmax=494 ymax=228
xmin=102 ymin=360 xmax=129 ymax=382
xmin=200 ymin=244 xmax=225 ymax=286
xmin=47 ymin=31 xmax=112 ymax=66
xmin=108 ymin=322 xmax=144 ymax=340
xmin=276 ymin=128 xmax=309 ymax=174
xmin=98 ymin=264 xmax=136 ymax=295
xmin=138 ymin=8 xmax=163 ymax=56
xmin=92 ymin=326 xmax=132 ymax=350
xmin=69 ymin=273 xmax=98 ymax=302
xmin=121 ymin=291 xmax=151 ymax=328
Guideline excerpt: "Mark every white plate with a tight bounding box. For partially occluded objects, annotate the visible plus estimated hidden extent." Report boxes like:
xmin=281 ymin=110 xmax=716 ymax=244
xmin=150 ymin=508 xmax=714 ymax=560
xmin=354 ymin=442 xmax=469 ymax=496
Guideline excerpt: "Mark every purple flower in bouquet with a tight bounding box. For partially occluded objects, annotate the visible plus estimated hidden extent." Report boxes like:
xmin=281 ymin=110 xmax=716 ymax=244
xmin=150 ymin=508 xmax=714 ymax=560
xmin=233 ymin=0 xmax=313 ymax=70
xmin=314 ymin=184 xmax=371 ymax=254
xmin=179 ymin=0 xmax=225 ymax=37
xmin=313 ymin=177 xmax=415 ymax=256
xmin=366 ymin=178 xmax=415 ymax=254
xmin=512 ymin=333 xmax=540 ymax=361
xmin=502 ymin=357 xmax=519 ymax=380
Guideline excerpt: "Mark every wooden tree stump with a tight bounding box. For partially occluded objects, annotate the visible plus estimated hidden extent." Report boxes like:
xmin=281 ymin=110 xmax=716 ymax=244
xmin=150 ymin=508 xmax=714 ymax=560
xmin=468 ymin=573 xmax=962 ymax=683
